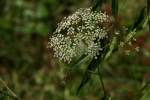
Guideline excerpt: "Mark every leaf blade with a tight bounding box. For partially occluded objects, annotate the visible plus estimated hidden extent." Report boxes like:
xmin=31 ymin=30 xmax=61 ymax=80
xmin=112 ymin=0 xmax=118 ymax=17
xmin=76 ymin=55 xmax=102 ymax=95
xmin=92 ymin=0 xmax=103 ymax=11
xmin=132 ymin=7 xmax=146 ymax=30
xmin=147 ymin=0 xmax=150 ymax=31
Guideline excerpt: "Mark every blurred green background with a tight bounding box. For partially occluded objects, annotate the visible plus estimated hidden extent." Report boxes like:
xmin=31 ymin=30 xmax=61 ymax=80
xmin=0 ymin=0 xmax=150 ymax=100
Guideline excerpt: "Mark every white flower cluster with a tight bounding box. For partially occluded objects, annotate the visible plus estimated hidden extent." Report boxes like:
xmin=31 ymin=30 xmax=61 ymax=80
xmin=48 ymin=8 xmax=110 ymax=63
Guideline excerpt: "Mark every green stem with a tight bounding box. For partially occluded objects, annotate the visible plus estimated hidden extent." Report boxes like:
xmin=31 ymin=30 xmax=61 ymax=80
xmin=0 ymin=78 xmax=20 ymax=100
xmin=97 ymin=65 xmax=106 ymax=97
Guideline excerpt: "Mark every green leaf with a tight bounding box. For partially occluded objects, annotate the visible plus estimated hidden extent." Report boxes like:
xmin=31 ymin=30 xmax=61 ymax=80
xmin=125 ymin=29 xmax=136 ymax=42
xmin=76 ymin=55 xmax=102 ymax=95
xmin=104 ymin=37 xmax=117 ymax=60
xmin=112 ymin=0 xmax=118 ymax=17
xmin=36 ymin=4 xmax=48 ymax=18
xmin=92 ymin=0 xmax=103 ymax=11
xmin=147 ymin=0 xmax=150 ymax=31
xmin=140 ymin=83 xmax=150 ymax=100
xmin=71 ymin=55 xmax=89 ymax=68
xmin=132 ymin=7 xmax=146 ymax=30
xmin=98 ymin=64 xmax=108 ymax=100
xmin=76 ymin=38 xmax=108 ymax=95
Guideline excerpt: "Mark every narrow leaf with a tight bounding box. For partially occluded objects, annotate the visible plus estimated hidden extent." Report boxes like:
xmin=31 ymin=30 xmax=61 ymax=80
xmin=140 ymin=84 xmax=150 ymax=100
xmin=71 ymin=55 xmax=88 ymax=68
xmin=132 ymin=7 xmax=146 ymax=30
xmin=112 ymin=0 xmax=118 ymax=17
xmin=104 ymin=37 xmax=117 ymax=60
xmin=76 ymin=39 xmax=108 ymax=94
xmin=92 ymin=0 xmax=103 ymax=11
xmin=76 ymin=55 xmax=102 ymax=95
xmin=147 ymin=0 xmax=150 ymax=31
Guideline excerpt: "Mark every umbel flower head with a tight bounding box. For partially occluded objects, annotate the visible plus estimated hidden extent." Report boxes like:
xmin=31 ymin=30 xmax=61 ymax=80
xmin=48 ymin=7 xmax=110 ymax=63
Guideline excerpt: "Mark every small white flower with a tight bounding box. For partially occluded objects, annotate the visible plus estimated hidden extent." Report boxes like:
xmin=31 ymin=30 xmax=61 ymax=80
xmin=115 ymin=31 xmax=120 ymax=35
xmin=135 ymin=46 xmax=140 ymax=52
xmin=48 ymin=7 xmax=110 ymax=63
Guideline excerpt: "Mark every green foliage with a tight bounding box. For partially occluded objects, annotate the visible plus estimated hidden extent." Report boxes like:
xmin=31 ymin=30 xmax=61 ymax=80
xmin=92 ymin=0 xmax=103 ymax=11
xmin=147 ymin=0 xmax=150 ymax=30
xmin=112 ymin=0 xmax=118 ymax=17
xmin=75 ymin=0 xmax=150 ymax=97
xmin=132 ymin=7 xmax=146 ymax=30
xmin=76 ymin=55 xmax=102 ymax=95
xmin=0 ymin=0 xmax=86 ymax=68
xmin=0 ymin=0 xmax=150 ymax=100
xmin=104 ymin=37 xmax=117 ymax=60
xmin=0 ymin=78 xmax=20 ymax=100
xmin=140 ymin=83 xmax=150 ymax=100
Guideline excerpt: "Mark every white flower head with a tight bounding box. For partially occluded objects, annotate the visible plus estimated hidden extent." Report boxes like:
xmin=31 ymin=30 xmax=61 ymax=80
xmin=48 ymin=7 xmax=110 ymax=63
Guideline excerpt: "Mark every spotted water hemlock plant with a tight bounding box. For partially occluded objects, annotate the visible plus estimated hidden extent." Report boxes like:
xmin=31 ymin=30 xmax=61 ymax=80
xmin=49 ymin=8 xmax=110 ymax=63
xmin=48 ymin=0 xmax=149 ymax=98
